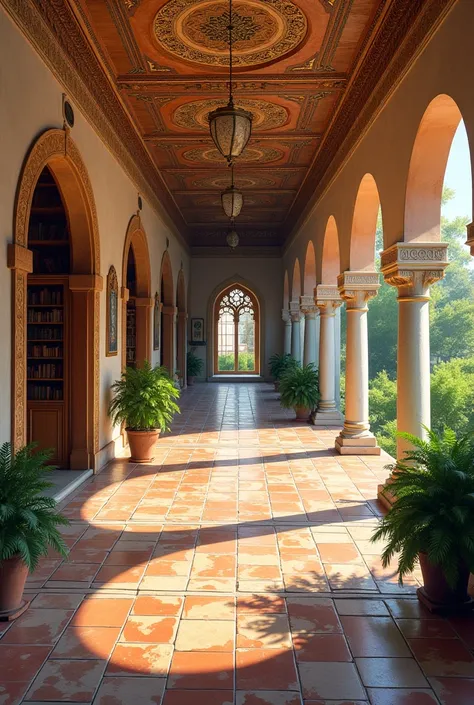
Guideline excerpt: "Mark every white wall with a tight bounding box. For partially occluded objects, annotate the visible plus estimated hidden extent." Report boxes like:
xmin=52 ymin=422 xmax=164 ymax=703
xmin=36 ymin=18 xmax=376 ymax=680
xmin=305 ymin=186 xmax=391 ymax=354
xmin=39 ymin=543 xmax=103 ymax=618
xmin=0 ymin=8 xmax=189 ymax=461
xmin=189 ymin=257 xmax=283 ymax=379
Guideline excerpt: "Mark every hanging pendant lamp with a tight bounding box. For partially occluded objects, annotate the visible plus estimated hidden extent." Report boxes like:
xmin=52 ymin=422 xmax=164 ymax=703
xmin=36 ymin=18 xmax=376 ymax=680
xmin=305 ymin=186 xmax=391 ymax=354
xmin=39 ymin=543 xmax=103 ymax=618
xmin=226 ymin=227 xmax=240 ymax=250
xmin=208 ymin=0 xmax=253 ymax=164
xmin=221 ymin=165 xmax=243 ymax=218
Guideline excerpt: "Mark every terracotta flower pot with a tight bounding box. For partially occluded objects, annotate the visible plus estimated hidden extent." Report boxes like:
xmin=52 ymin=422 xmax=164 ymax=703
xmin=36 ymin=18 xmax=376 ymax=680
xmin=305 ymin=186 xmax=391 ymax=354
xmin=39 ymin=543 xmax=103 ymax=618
xmin=274 ymin=381 xmax=280 ymax=392
xmin=417 ymin=552 xmax=472 ymax=613
xmin=0 ymin=555 xmax=30 ymax=621
xmin=295 ymin=406 xmax=310 ymax=421
xmin=127 ymin=429 xmax=160 ymax=463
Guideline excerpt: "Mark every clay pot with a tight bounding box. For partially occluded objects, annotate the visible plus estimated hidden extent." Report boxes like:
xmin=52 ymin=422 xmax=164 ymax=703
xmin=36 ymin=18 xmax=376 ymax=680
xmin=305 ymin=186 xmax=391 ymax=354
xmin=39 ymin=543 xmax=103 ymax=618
xmin=188 ymin=376 xmax=195 ymax=386
xmin=0 ymin=555 xmax=29 ymax=620
xmin=295 ymin=406 xmax=310 ymax=421
xmin=418 ymin=552 xmax=470 ymax=610
xmin=127 ymin=429 xmax=160 ymax=463
xmin=274 ymin=381 xmax=280 ymax=392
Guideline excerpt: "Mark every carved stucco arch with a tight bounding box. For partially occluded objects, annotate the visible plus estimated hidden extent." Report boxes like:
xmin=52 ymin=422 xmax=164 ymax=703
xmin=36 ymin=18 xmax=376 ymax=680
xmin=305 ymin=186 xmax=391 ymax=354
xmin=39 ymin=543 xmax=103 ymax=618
xmin=9 ymin=128 xmax=101 ymax=466
xmin=121 ymin=215 xmax=152 ymax=370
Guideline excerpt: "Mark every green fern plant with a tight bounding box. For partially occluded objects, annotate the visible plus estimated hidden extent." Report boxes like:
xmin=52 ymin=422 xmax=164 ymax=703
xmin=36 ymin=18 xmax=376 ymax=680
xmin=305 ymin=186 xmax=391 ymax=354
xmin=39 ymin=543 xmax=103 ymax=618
xmin=187 ymin=351 xmax=203 ymax=377
xmin=109 ymin=361 xmax=180 ymax=432
xmin=0 ymin=443 xmax=69 ymax=572
xmin=279 ymin=363 xmax=319 ymax=410
xmin=269 ymin=353 xmax=300 ymax=380
xmin=372 ymin=428 xmax=474 ymax=587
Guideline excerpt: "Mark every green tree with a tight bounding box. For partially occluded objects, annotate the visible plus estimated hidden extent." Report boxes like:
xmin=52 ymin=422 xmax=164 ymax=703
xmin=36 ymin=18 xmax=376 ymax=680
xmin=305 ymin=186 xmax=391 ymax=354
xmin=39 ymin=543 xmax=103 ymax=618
xmin=431 ymin=357 xmax=474 ymax=436
xmin=431 ymin=299 xmax=474 ymax=361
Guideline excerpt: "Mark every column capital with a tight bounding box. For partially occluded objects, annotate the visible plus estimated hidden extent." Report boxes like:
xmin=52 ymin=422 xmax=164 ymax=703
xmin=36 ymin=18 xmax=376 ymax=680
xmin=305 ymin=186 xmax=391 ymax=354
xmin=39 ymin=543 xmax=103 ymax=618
xmin=380 ymin=242 xmax=448 ymax=298
xmin=314 ymin=285 xmax=341 ymax=315
xmin=466 ymin=222 xmax=474 ymax=257
xmin=121 ymin=286 xmax=129 ymax=302
xmin=7 ymin=244 xmax=33 ymax=273
xmin=300 ymin=295 xmax=318 ymax=317
xmin=162 ymin=305 xmax=177 ymax=316
xmin=337 ymin=271 xmax=380 ymax=310
xmin=289 ymin=300 xmax=301 ymax=322
xmin=69 ymin=274 xmax=103 ymax=292
xmin=135 ymin=297 xmax=154 ymax=308
xmin=282 ymin=308 xmax=291 ymax=324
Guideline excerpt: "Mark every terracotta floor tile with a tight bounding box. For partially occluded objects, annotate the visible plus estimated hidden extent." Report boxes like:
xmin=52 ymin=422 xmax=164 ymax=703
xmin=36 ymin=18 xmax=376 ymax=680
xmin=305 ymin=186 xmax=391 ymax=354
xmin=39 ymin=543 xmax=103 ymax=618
xmin=51 ymin=563 xmax=100 ymax=583
xmin=237 ymin=614 xmax=291 ymax=649
xmin=0 ymin=645 xmax=51 ymax=681
xmin=408 ymin=637 xmax=474 ymax=677
xmin=175 ymin=619 xmax=234 ymax=651
xmin=298 ymin=662 xmax=366 ymax=701
xmin=396 ymin=619 xmax=457 ymax=639
xmin=237 ymin=595 xmax=286 ymax=614
xmin=429 ymin=676 xmax=474 ymax=704
xmin=340 ymin=616 xmax=410 ymax=657
xmin=132 ymin=596 xmax=183 ymax=616
xmin=236 ymin=692 xmax=302 ymax=705
xmin=236 ymin=649 xmax=298 ymax=690
xmin=145 ymin=560 xmax=191 ymax=577
xmin=72 ymin=598 xmax=133 ymax=627
xmin=238 ymin=565 xmax=282 ymax=581
xmin=0 ymin=681 xmax=30 ymax=705
xmin=334 ymin=599 xmax=389 ymax=616
xmin=93 ymin=676 xmax=166 ymax=705
xmin=94 ymin=565 xmax=146 ymax=585
xmin=25 ymin=659 xmax=105 ymax=702
xmin=104 ymin=550 xmax=152 ymax=566
xmin=2 ymin=609 xmax=74 ymax=645
xmin=317 ymin=544 xmax=362 ymax=565
xmin=293 ymin=633 xmax=351 ymax=662
xmin=162 ymin=690 xmax=234 ymax=705
xmin=51 ymin=626 xmax=120 ymax=659
xmin=30 ymin=594 xmax=84 ymax=610
xmin=168 ymin=652 xmax=234 ymax=689
xmin=140 ymin=576 xmax=189 ymax=590
xmin=106 ymin=643 xmax=173 ymax=676
xmin=356 ymin=657 xmax=428 ymax=687
xmin=121 ymin=616 xmax=178 ymax=644
xmin=183 ymin=596 xmax=235 ymax=620
xmin=287 ymin=598 xmax=341 ymax=634
xmin=367 ymin=689 xmax=439 ymax=705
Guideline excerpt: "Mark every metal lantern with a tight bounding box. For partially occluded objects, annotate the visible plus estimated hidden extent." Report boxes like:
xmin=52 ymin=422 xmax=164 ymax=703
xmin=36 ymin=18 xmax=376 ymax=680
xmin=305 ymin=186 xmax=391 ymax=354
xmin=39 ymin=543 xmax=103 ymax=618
xmin=208 ymin=0 xmax=252 ymax=164
xmin=221 ymin=183 xmax=244 ymax=219
xmin=226 ymin=228 xmax=239 ymax=250
xmin=209 ymin=102 xmax=253 ymax=164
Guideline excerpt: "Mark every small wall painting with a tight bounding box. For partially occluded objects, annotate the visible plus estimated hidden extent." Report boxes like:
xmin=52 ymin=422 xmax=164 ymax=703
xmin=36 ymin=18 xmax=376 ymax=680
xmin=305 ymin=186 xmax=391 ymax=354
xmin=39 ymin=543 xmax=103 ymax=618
xmin=153 ymin=292 xmax=161 ymax=350
xmin=106 ymin=265 xmax=118 ymax=356
xmin=191 ymin=317 xmax=204 ymax=343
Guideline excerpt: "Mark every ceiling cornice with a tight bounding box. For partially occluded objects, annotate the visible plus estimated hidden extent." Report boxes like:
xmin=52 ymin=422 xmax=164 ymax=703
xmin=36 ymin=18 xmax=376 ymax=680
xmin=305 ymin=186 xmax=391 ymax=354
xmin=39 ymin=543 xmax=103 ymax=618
xmin=0 ymin=0 xmax=190 ymax=250
xmin=284 ymin=0 xmax=458 ymax=248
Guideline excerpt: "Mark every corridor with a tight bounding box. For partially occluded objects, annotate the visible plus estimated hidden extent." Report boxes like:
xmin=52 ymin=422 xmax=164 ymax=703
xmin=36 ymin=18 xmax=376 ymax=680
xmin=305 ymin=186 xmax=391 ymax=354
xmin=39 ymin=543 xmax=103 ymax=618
xmin=1 ymin=384 xmax=473 ymax=705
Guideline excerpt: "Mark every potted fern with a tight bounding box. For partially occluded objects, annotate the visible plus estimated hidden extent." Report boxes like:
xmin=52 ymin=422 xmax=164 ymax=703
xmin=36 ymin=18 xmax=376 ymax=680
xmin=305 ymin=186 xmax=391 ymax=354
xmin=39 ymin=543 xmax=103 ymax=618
xmin=373 ymin=428 xmax=474 ymax=613
xmin=187 ymin=350 xmax=203 ymax=386
xmin=269 ymin=353 xmax=299 ymax=391
xmin=109 ymin=361 xmax=180 ymax=463
xmin=279 ymin=363 xmax=319 ymax=420
xmin=0 ymin=443 xmax=69 ymax=620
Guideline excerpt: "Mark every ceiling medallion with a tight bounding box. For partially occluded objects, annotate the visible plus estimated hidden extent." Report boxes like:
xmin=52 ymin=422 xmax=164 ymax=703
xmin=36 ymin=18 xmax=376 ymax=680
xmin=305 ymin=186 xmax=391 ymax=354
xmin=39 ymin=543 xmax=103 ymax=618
xmin=192 ymin=174 xmax=276 ymax=189
xmin=153 ymin=0 xmax=307 ymax=69
xmin=173 ymin=98 xmax=288 ymax=132
xmin=183 ymin=145 xmax=282 ymax=163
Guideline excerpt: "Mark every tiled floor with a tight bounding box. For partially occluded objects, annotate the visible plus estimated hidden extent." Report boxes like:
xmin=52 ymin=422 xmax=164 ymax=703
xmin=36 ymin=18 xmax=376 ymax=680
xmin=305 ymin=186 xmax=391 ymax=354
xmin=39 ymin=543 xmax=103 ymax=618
xmin=2 ymin=383 xmax=474 ymax=705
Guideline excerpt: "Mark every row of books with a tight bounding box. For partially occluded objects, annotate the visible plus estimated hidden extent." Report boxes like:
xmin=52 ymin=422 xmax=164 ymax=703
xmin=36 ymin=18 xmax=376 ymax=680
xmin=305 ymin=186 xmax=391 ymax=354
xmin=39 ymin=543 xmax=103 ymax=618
xmin=27 ymin=385 xmax=63 ymax=401
xmin=28 ymin=289 xmax=63 ymax=305
xmin=27 ymin=327 xmax=63 ymax=341
xmin=28 ymin=221 xmax=67 ymax=241
xmin=27 ymin=363 xmax=62 ymax=379
xmin=32 ymin=251 xmax=70 ymax=274
xmin=28 ymin=345 xmax=63 ymax=358
xmin=28 ymin=310 xmax=63 ymax=323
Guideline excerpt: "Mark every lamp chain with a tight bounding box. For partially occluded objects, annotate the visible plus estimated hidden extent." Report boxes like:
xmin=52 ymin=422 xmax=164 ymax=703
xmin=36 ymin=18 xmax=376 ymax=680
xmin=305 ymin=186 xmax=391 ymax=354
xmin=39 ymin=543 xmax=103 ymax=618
xmin=228 ymin=0 xmax=233 ymax=106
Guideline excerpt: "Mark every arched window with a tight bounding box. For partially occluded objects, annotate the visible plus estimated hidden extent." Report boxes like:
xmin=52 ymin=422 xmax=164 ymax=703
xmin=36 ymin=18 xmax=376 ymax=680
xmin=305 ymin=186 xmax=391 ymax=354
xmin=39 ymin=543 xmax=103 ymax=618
xmin=214 ymin=285 xmax=260 ymax=374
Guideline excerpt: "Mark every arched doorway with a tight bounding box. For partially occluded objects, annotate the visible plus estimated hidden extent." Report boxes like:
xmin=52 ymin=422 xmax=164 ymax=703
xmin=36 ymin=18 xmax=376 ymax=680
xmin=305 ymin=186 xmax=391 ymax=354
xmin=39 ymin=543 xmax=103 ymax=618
xmin=159 ymin=251 xmax=175 ymax=374
xmin=8 ymin=129 xmax=101 ymax=469
xmin=213 ymin=284 xmax=260 ymax=375
xmin=176 ymin=269 xmax=187 ymax=386
xmin=121 ymin=216 xmax=152 ymax=370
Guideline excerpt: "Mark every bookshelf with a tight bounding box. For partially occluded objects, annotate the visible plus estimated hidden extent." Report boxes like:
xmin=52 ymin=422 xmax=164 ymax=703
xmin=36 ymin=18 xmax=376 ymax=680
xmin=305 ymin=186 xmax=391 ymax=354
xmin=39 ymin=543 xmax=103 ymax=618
xmin=27 ymin=167 xmax=70 ymax=467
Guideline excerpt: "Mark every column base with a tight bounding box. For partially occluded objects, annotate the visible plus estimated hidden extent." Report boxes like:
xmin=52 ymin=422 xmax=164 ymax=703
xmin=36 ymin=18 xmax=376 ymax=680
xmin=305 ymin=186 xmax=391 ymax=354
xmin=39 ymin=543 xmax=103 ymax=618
xmin=311 ymin=409 xmax=343 ymax=426
xmin=335 ymin=432 xmax=381 ymax=456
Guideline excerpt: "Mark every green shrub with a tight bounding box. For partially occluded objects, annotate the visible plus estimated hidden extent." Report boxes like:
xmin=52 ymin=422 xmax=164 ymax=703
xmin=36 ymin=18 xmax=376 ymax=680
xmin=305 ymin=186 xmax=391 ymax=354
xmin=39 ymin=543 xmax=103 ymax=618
xmin=187 ymin=351 xmax=203 ymax=377
xmin=218 ymin=354 xmax=234 ymax=371
xmin=279 ymin=363 xmax=319 ymax=410
xmin=269 ymin=353 xmax=300 ymax=380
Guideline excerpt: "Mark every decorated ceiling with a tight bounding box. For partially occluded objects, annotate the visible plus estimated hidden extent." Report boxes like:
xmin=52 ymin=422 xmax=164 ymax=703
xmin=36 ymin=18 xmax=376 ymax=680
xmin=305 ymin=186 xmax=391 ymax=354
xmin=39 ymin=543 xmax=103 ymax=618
xmin=69 ymin=0 xmax=390 ymax=247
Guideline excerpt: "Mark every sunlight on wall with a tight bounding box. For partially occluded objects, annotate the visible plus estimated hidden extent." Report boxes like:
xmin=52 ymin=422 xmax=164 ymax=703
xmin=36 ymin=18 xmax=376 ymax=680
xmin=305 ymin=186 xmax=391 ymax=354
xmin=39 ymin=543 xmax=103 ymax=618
xmin=443 ymin=121 xmax=472 ymax=220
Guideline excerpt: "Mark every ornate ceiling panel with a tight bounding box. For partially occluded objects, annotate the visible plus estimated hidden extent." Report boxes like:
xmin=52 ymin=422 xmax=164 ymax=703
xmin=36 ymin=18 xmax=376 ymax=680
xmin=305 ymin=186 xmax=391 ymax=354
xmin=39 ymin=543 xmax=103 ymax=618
xmin=56 ymin=0 xmax=449 ymax=247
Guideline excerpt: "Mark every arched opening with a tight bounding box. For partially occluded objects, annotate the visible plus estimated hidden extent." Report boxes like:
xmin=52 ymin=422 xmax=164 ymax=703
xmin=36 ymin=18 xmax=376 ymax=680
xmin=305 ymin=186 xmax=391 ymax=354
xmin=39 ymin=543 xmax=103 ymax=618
xmin=321 ymin=216 xmax=340 ymax=284
xmin=291 ymin=258 xmax=302 ymax=301
xmin=160 ymin=250 xmax=175 ymax=374
xmin=350 ymin=173 xmax=381 ymax=270
xmin=176 ymin=269 xmax=187 ymax=386
xmin=283 ymin=270 xmax=290 ymax=309
xmin=213 ymin=284 xmax=260 ymax=375
xmin=303 ymin=241 xmax=316 ymax=295
xmin=405 ymin=94 xmax=464 ymax=242
xmin=122 ymin=216 xmax=152 ymax=370
xmin=10 ymin=129 xmax=100 ymax=470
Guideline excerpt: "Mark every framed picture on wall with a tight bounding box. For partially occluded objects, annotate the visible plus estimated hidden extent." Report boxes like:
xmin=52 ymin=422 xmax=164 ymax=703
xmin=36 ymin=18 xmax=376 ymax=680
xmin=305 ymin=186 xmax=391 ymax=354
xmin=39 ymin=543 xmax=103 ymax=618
xmin=191 ymin=317 xmax=204 ymax=343
xmin=106 ymin=265 xmax=118 ymax=356
xmin=153 ymin=292 xmax=161 ymax=350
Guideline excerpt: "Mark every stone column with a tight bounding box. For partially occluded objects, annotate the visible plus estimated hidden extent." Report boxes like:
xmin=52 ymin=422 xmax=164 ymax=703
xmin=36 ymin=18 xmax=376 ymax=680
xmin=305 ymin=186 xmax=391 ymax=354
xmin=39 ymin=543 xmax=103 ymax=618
xmin=312 ymin=285 xmax=343 ymax=425
xmin=335 ymin=271 xmax=381 ymax=455
xmin=290 ymin=300 xmax=302 ymax=363
xmin=300 ymin=295 xmax=319 ymax=367
xmin=282 ymin=309 xmax=292 ymax=355
xmin=380 ymin=243 xmax=448 ymax=460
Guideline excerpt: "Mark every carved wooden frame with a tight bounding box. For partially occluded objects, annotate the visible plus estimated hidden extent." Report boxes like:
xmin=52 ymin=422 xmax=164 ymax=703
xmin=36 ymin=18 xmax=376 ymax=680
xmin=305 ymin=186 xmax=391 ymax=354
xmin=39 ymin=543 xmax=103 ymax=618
xmin=106 ymin=265 xmax=119 ymax=357
xmin=9 ymin=128 xmax=101 ymax=467
xmin=213 ymin=284 xmax=261 ymax=376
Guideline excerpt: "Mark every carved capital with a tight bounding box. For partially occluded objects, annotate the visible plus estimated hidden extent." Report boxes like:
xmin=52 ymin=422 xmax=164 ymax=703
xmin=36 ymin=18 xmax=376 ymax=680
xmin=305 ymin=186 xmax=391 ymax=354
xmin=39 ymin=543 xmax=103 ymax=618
xmin=289 ymin=300 xmax=301 ymax=323
xmin=162 ymin=305 xmax=177 ymax=317
xmin=466 ymin=222 xmax=474 ymax=257
xmin=135 ymin=297 xmax=154 ymax=308
xmin=7 ymin=244 xmax=33 ymax=273
xmin=121 ymin=286 xmax=130 ymax=302
xmin=300 ymin=295 xmax=318 ymax=317
xmin=69 ymin=274 xmax=104 ymax=292
xmin=337 ymin=270 xmax=380 ymax=310
xmin=381 ymin=243 xmax=448 ymax=298
xmin=282 ymin=308 xmax=291 ymax=324
xmin=315 ymin=284 xmax=341 ymax=316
